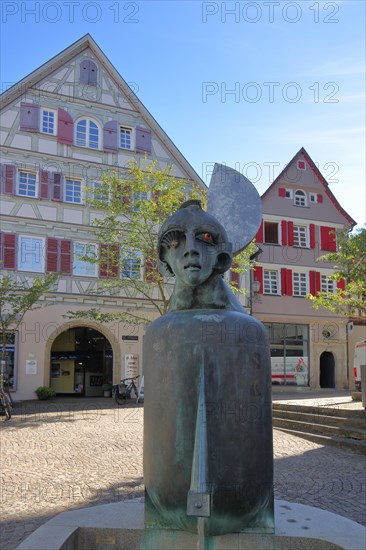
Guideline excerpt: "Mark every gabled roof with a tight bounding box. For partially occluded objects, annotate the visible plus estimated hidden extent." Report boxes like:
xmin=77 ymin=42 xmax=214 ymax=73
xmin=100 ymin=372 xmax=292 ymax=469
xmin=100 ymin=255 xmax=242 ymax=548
xmin=261 ymin=147 xmax=356 ymax=227
xmin=0 ymin=34 xmax=205 ymax=189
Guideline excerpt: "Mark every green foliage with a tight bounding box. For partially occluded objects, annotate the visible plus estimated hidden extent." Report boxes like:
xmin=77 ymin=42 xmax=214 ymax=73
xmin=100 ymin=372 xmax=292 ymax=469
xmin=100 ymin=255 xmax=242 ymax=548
xmin=306 ymin=226 xmax=366 ymax=316
xmin=0 ymin=274 xmax=58 ymax=375
xmin=67 ymin=159 xmax=258 ymax=324
xmin=35 ymin=386 xmax=56 ymax=400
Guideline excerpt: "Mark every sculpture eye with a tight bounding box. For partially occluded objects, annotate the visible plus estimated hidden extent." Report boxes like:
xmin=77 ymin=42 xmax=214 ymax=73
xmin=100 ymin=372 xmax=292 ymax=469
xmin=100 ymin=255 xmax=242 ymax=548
xmin=197 ymin=232 xmax=213 ymax=244
xmin=161 ymin=230 xmax=183 ymax=249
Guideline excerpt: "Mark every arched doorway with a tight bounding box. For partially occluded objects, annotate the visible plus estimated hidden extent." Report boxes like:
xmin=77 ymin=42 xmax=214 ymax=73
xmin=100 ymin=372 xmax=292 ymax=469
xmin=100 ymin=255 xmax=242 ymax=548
xmin=50 ymin=327 xmax=113 ymax=396
xmin=319 ymin=352 xmax=335 ymax=388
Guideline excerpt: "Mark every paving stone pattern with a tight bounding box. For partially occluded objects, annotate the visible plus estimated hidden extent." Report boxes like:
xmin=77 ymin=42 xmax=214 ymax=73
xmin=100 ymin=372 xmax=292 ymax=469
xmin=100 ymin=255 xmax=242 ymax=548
xmin=1 ymin=398 xmax=365 ymax=550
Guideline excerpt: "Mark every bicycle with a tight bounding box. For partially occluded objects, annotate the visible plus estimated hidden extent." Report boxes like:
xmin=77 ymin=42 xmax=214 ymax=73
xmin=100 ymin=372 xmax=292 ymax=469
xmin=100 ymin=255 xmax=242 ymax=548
xmin=113 ymin=376 xmax=140 ymax=405
xmin=0 ymin=387 xmax=13 ymax=420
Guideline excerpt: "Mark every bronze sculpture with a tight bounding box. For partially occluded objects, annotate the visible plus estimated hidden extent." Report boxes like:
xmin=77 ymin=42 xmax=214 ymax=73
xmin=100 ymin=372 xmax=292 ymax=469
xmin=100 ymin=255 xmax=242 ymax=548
xmin=143 ymin=165 xmax=274 ymax=536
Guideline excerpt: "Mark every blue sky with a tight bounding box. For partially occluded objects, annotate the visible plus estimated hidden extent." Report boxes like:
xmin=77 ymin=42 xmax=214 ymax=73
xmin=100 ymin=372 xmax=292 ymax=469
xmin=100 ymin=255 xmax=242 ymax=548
xmin=1 ymin=0 xmax=365 ymax=228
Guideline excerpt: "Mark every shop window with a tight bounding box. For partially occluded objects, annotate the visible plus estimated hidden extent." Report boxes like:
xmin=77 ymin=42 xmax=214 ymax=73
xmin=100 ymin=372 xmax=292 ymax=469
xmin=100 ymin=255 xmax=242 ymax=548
xmin=264 ymin=322 xmax=309 ymax=386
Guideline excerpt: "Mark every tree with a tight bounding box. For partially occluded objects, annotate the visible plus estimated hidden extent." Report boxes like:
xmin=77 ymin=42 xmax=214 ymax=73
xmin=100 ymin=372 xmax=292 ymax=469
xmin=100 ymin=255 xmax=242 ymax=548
xmin=0 ymin=273 xmax=58 ymax=388
xmin=307 ymin=226 xmax=366 ymax=316
xmin=67 ymin=160 xmax=257 ymax=326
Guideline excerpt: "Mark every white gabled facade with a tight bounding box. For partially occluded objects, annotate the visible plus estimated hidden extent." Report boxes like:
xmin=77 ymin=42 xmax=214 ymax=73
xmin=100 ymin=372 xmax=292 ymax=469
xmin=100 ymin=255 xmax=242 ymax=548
xmin=0 ymin=35 xmax=206 ymax=400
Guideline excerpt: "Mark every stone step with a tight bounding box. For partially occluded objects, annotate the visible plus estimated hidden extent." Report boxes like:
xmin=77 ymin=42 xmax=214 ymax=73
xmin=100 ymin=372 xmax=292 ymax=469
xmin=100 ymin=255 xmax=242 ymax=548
xmin=272 ymin=416 xmax=366 ymax=441
xmin=273 ymin=426 xmax=366 ymax=455
xmin=272 ymin=402 xmax=365 ymax=420
xmin=272 ymin=408 xmax=366 ymax=431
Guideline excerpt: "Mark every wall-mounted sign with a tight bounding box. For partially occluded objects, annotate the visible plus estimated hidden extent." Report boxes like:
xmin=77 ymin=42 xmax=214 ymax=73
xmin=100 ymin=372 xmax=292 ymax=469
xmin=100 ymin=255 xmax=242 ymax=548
xmin=124 ymin=354 xmax=138 ymax=379
xmin=26 ymin=359 xmax=37 ymax=375
xmin=122 ymin=335 xmax=139 ymax=341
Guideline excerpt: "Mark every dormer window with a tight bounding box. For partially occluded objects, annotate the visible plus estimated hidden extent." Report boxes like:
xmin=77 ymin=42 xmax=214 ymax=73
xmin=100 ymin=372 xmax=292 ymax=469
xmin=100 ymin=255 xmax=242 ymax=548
xmin=294 ymin=190 xmax=306 ymax=207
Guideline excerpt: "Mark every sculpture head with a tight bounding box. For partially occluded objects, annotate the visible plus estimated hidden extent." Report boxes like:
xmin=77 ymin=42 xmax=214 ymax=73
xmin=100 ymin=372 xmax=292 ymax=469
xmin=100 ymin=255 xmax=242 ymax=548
xmin=158 ymin=200 xmax=232 ymax=288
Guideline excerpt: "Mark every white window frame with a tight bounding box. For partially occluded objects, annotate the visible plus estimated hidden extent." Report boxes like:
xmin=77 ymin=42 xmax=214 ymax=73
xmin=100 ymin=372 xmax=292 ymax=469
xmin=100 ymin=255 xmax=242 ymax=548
xmin=40 ymin=108 xmax=57 ymax=135
xmin=293 ymin=272 xmax=308 ymax=297
xmin=294 ymin=189 xmax=307 ymax=207
xmin=18 ymin=236 xmax=45 ymax=273
xmin=73 ymin=242 xmax=98 ymax=277
xmin=120 ymin=126 xmax=133 ymax=150
xmin=263 ymin=270 xmax=280 ymax=295
xmin=75 ymin=118 xmax=100 ymax=149
xmin=309 ymin=192 xmax=317 ymax=203
xmin=121 ymin=251 xmax=141 ymax=280
xmin=285 ymin=189 xmax=293 ymax=199
xmin=293 ymin=225 xmax=309 ymax=248
xmin=17 ymin=170 xmax=37 ymax=198
xmin=321 ymin=275 xmax=337 ymax=294
xmin=65 ymin=178 xmax=83 ymax=204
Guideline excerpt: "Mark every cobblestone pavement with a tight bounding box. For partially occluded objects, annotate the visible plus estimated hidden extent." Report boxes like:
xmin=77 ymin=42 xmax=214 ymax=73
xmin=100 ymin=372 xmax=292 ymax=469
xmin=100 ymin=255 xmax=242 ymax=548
xmin=1 ymin=398 xmax=365 ymax=550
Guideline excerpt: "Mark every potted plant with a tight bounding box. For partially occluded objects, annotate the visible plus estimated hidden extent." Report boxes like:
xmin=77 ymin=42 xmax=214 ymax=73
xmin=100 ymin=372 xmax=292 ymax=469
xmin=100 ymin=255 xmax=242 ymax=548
xmin=102 ymin=383 xmax=112 ymax=397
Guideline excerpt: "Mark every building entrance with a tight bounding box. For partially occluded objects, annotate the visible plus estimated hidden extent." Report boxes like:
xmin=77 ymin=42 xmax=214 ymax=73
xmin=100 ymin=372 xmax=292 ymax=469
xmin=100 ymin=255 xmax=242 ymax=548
xmin=50 ymin=327 xmax=113 ymax=396
xmin=319 ymin=351 xmax=335 ymax=388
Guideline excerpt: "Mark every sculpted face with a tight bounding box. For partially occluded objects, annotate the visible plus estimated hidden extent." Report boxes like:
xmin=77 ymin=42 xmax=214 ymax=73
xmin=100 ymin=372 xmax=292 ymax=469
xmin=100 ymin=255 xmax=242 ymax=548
xmin=158 ymin=202 xmax=232 ymax=288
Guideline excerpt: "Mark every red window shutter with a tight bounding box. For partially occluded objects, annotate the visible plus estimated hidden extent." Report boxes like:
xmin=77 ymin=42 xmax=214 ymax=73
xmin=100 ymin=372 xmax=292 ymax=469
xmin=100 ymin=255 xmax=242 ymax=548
xmin=136 ymin=127 xmax=152 ymax=153
xmin=309 ymin=271 xmax=316 ymax=296
xmin=281 ymin=268 xmax=287 ymax=295
xmin=281 ymin=220 xmax=287 ymax=246
xmin=287 ymin=221 xmax=294 ymax=246
xmin=309 ymin=224 xmax=315 ymax=249
xmin=254 ymin=266 xmax=263 ymax=294
xmin=100 ymin=244 xmax=119 ymax=278
xmin=1 ymin=233 xmax=16 ymax=270
xmin=123 ymin=185 xmax=132 ymax=206
xmin=317 ymin=194 xmax=323 ymax=203
xmin=57 ymin=109 xmax=73 ymax=144
xmin=4 ymin=165 xmax=15 ymax=195
xmin=60 ymin=240 xmax=71 ymax=274
xmin=40 ymin=170 xmax=50 ymax=199
xmin=103 ymin=120 xmax=118 ymax=152
xmin=315 ymin=271 xmax=321 ymax=293
xmin=320 ymin=226 xmax=336 ymax=251
xmin=88 ymin=61 xmax=98 ymax=86
xmin=145 ymin=257 xmax=156 ymax=283
xmin=47 ymin=238 xmax=59 ymax=272
xmin=286 ymin=269 xmax=293 ymax=296
xmin=52 ymin=173 xmax=62 ymax=201
xmin=278 ymin=188 xmax=286 ymax=197
xmin=337 ymin=278 xmax=346 ymax=297
xmin=152 ymin=189 xmax=161 ymax=202
xmin=80 ymin=60 xmax=91 ymax=84
xmin=230 ymin=261 xmax=240 ymax=287
xmin=255 ymin=220 xmax=263 ymax=243
xmin=20 ymin=103 xmax=39 ymax=132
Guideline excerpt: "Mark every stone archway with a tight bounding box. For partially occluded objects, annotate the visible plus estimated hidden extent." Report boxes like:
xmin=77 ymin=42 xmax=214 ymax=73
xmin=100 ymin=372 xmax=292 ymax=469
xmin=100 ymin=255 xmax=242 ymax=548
xmin=319 ymin=351 xmax=335 ymax=388
xmin=44 ymin=320 xmax=121 ymax=395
